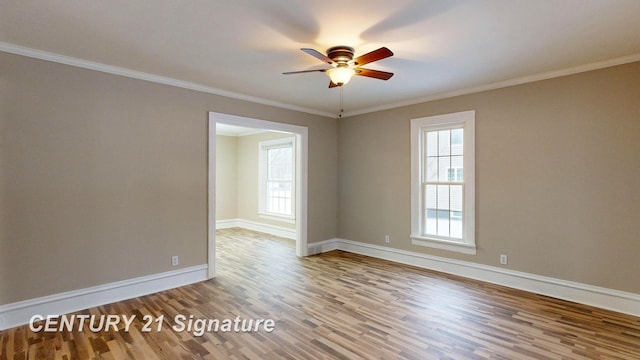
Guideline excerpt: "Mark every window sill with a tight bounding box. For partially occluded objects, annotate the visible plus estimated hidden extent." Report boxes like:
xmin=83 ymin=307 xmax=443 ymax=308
xmin=410 ymin=236 xmax=476 ymax=255
xmin=259 ymin=213 xmax=296 ymax=224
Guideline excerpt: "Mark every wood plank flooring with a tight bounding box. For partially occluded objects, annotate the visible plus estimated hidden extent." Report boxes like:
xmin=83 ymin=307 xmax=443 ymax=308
xmin=1 ymin=228 xmax=639 ymax=359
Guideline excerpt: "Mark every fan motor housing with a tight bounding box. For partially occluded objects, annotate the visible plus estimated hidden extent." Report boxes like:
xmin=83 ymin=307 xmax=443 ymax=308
xmin=327 ymin=46 xmax=354 ymax=64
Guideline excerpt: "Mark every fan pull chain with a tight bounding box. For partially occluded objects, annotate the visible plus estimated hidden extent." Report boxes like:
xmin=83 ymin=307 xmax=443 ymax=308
xmin=338 ymin=86 xmax=344 ymax=118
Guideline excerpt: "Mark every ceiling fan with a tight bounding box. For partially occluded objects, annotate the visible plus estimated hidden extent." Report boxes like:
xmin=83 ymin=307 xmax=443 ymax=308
xmin=283 ymin=46 xmax=394 ymax=87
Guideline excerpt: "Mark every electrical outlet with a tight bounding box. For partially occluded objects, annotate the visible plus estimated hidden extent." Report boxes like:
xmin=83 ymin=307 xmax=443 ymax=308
xmin=171 ymin=256 xmax=179 ymax=267
xmin=384 ymin=235 xmax=390 ymax=244
xmin=500 ymin=254 xmax=508 ymax=265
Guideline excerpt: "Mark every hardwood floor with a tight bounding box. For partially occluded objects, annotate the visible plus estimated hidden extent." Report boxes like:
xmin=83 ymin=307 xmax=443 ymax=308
xmin=2 ymin=228 xmax=639 ymax=359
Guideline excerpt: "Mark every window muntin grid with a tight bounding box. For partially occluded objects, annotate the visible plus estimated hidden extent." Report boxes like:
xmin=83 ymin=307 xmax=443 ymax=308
xmin=422 ymin=127 xmax=464 ymax=241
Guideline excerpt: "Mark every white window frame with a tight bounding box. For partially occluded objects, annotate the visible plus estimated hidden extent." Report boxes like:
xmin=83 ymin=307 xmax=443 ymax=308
xmin=410 ymin=110 xmax=476 ymax=255
xmin=258 ymin=136 xmax=296 ymax=222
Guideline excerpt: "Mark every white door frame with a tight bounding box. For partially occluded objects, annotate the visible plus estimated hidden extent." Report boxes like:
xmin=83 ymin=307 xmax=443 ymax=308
xmin=208 ymin=112 xmax=308 ymax=278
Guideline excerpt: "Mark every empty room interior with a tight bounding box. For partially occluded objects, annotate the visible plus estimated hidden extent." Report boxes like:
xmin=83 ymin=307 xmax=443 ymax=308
xmin=1 ymin=1 xmax=639 ymax=359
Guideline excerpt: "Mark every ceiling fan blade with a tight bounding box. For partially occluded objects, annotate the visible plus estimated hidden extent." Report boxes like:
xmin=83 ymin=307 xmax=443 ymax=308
xmin=301 ymin=48 xmax=335 ymax=65
xmin=283 ymin=69 xmax=327 ymax=75
xmin=352 ymin=47 xmax=393 ymax=66
xmin=328 ymin=81 xmax=340 ymax=88
xmin=355 ymin=68 xmax=394 ymax=80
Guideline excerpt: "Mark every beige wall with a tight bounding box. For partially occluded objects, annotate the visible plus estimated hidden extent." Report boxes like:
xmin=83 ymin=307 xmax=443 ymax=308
xmin=338 ymin=61 xmax=640 ymax=294
xmin=2 ymin=48 xmax=637 ymax=306
xmin=0 ymin=52 xmax=337 ymax=304
xmin=215 ymin=135 xmax=238 ymax=220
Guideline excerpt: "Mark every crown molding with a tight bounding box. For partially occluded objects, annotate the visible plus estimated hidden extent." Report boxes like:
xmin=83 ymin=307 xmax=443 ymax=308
xmin=3 ymin=41 xmax=638 ymax=120
xmin=342 ymin=53 xmax=640 ymax=118
xmin=0 ymin=42 xmax=335 ymax=118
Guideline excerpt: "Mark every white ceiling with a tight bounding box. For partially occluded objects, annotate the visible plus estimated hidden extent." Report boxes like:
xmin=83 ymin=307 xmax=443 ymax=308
xmin=2 ymin=1 xmax=639 ymax=118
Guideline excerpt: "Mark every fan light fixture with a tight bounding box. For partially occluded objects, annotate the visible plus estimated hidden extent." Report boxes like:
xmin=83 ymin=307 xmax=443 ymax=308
xmin=283 ymin=46 xmax=393 ymax=88
xmin=326 ymin=66 xmax=355 ymax=86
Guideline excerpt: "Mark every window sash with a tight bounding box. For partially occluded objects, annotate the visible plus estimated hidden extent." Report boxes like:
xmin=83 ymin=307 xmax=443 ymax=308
xmin=422 ymin=182 xmax=464 ymax=241
xmin=265 ymin=180 xmax=293 ymax=216
xmin=421 ymin=126 xmax=466 ymax=243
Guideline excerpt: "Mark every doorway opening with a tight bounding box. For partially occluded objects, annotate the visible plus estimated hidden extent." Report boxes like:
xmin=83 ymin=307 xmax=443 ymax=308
xmin=207 ymin=112 xmax=308 ymax=278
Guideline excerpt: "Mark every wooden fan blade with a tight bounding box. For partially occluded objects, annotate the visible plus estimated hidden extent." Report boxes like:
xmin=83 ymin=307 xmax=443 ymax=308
xmin=283 ymin=69 xmax=327 ymax=75
xmin=301 ymin=48 xmax=335 ymax=65
xmin=352 ymin=47 xmax=393 ymax=66
xmin=328 ymin=81 xmax=340 ymax=88
xmin=355 ymin=68 xmax=394 ymax=80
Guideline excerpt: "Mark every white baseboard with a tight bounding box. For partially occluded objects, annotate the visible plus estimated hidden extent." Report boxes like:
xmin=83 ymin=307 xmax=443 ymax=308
xmin=216 ymin=218 xmax=296 ymax=240
xmin=215 ymin=218 xmax=240 ymax=229
xmin=0 ymin=265 xmax=208 ymax=331
xmin=310 ymin=238 xmax=640 ymax=317
xmin=307 ymin=238 xmax=340 ymax=255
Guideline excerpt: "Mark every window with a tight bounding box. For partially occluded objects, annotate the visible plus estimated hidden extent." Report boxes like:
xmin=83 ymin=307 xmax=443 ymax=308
xmin=259 ymin=137 xmax=295 ymax=220
xmin=410 ymin=111 xmax=475 ymax=254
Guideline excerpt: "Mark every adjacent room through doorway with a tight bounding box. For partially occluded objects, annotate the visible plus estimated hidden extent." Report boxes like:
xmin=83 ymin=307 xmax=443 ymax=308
xmin=207 ymin=112 xmax=308 ymax=278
